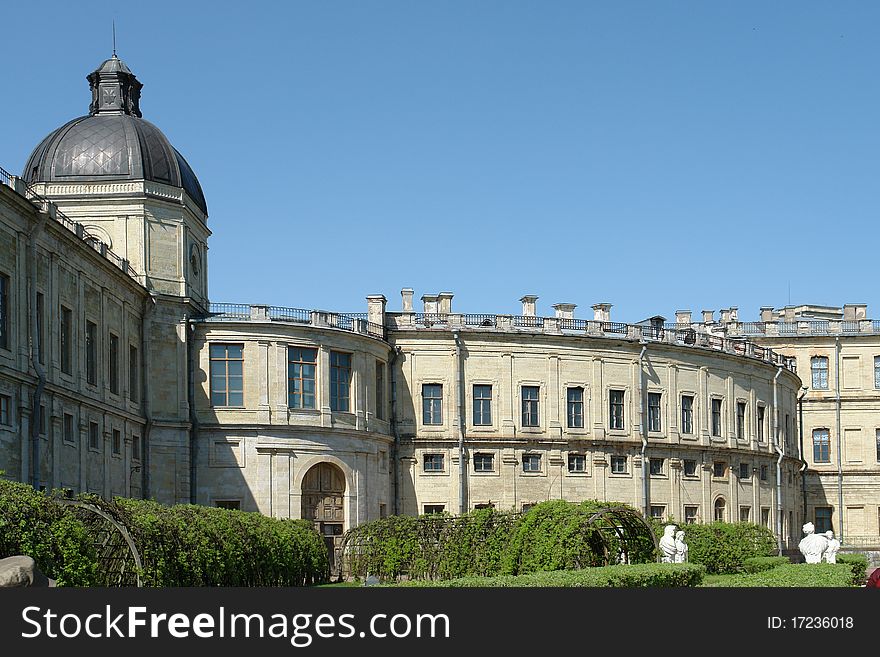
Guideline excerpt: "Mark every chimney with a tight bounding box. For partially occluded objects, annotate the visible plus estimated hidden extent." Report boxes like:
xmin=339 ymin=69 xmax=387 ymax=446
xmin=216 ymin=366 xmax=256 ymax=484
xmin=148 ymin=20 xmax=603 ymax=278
xmin=437 ymin=292 xmax=454 ymax=315
xmin=783 ymin=307 xmax=795 ymax=321
xmin=760 ymin=306 xmax=774 ymax=323
xmin=675 ymin=310 xmax=691 ymax=325
xmin=421 ymin=294 xmax=439 ymax=314
xmin=592 ymin=303 xmax=612 ymax=323
xmin=366 ymin=295 xmax=387 ymax=326
xmin=401 ymin=288 xmax=414 ymax=313
xmin=552 ymin=303 xmax=577 ymax=320
xmin=701 ymin=310 xmax=714 ymax=324
xmin=843 ymin=303 xmax=867 ymax=321
xmin=719 ymin=308 xmax=731 ymax=324
xmin=520 ymin=295 xmax=539 ymax=317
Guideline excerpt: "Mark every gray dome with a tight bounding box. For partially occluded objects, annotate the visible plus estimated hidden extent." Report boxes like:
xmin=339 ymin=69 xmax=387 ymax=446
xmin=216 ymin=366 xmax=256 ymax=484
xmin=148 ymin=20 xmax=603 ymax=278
xmin=22 ymin=56 xmax=207 ymax=216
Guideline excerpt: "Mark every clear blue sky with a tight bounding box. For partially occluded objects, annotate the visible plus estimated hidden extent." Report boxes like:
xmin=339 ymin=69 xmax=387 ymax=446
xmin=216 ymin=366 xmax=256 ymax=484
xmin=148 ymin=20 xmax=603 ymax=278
xmin=2 ymin=1 xmax=877 ymax=323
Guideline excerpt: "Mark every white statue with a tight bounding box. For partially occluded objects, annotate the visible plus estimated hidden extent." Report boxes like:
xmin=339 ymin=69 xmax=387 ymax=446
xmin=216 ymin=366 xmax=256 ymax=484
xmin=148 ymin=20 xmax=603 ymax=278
xmin=798 ymin=522 xmax=828 ymax=564
xmin=659 ymin=524 xmax=677 ymax=563
xmin=674 ymin=530 xmax=688 ymax=563
xmin=823 ymin=530 xmax=840 ymax=563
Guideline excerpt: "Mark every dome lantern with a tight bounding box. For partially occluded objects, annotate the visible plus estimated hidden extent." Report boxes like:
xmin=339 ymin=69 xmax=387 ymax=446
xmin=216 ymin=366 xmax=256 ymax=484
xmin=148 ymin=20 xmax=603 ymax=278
xmin=87 ymin=55 xmax=143 ymax=117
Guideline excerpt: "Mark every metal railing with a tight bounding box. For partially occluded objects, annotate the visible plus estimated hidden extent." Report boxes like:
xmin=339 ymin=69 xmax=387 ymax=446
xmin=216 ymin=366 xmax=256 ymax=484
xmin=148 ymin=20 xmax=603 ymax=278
xmin=268 ymin=306 xmax=310 ymax=323
xmin=778 ymin=322 xmax=798 ymax=334
xmin=512 ymin=315 xmax=545 ymax=328
xmin=0 ymin=165 xmax=140 ymax=281
xmin=559 ymin=318 xmax=589 ymax=331
xmin=464 ymin=314 xmax=498 ymax=327
xmin=601 ymin=322 xmax=628 ymax=335
xmin=208 ymin=303 xmax=250 ymax=319
xmin=414 ymin=313 xmax=449 ymax=327
xmin=205 ymin=303 xmax=385 ymax=340
xmin=740 ymin=322 xmax=765 ymax=334
xmin=809 ymin=321 xmax=829 ymax=335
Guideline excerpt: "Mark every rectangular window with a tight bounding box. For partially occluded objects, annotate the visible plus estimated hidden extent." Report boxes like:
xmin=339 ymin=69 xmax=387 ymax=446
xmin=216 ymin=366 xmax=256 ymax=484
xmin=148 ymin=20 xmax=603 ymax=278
xmin=811 ymin=356 xmax=829 ymax=390
xmin=815 ymin=506 xmax=833 ymax=534
xmin=711 ymin=398 xmax=722 ymax=437
xmin=649 ymin=457 xmax=664 ymax=476
xmin=60 ymin=305 xmax=72 ymax=374
xmin=761 ymin=507 xmax=771 ymax=529
xmin=375 ymin=361 xmax=385 ymax=420
xmin=329 ymin=351 xmax=351 ymax=412
xmin=684 ymin=506 xmax=699 ymax=524
xmin=757 ymin=405 xmax=765 ymax=442
xmin=713 ymin=460 xmax=726 ymax=478
xmin=0 ymin=394 xmax=10 ymax=425
xmin=680 ymin=395 xmax=694 ymax=434
xmin=132 ymin=435 xmax=141 ymax=461
xmin=785 ymin=414 xmax=791 ymax=448
xmin=129 ymin=345 xmax=139 ymax=402
xmin=423 ymin=453 xmax=445 ymax=472
xmin=568 ymin=453 xmax=586 ymax=473
xmin=610 ymin=455 xmax=627 ymax=474
xmin=876 ymin=429 xmax=880 ymax=462
xmin=108 ymin=333 xmax=119 ymax=395
xmin=521 ymin=386 xmax=540 ymax=427
xmin=473 ymin=384 xmax=492 ymax=426
xmin=567 ymin=387 xmax=584 ymax=428
xmin=423 ymin=504 xmax=445 ymax=515
xmin=473 ymin=452 xmax=494 ymax=472
xmin=85 ymin=320 xmax=97 ymax=385
xmin=739 ymin=462 xmax=751 ymax=480
xmin=740 ymin=506 xmax=751 ymax=523
xmin=0 ymin=273 xmax=9 ymax=351
xmin=736 ymin=401 xmax=746 ymax=440
xmin=760 ymin=464 xmax=768 ymax=481
xmin=875 ymin=356 xmax=880 ymax=389
xmin=210 ymin=343 xmax=244 ymax=407
xmin=650 ymin=505 xmax=665 ymax=521
xmin=683 ymin=459 xmax=697 ymax=477
xmin=63 ymin=413 xmax=74 ymax=444
xmin=36 ymin=292 xmax=44 ymax=364
xmin=522 ymin=453 xmax=541 ymax=472
xmin=422 ymin=383 xmax=443 ymax=425
xmin=648 ymin=392 xmax=662 ymax=432
xmin=609 ymin=389 xmax=625 ymax=430
xmin=88 ymin=421 xmax=99 ymax=451
xmin=287 ymin=346 xmax=317 ymax=409
xmin=813 ymin=428 xmax=831 ymax=463
xmin=112 ymin=429 xmax=121 ymax=456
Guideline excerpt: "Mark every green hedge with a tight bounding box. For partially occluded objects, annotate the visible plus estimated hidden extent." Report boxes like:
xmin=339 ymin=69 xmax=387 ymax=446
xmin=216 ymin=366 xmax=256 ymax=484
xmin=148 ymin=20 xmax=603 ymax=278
xmin=0 ymin=480 xmax=329 ymax=587
xmin=0 ymin=479 xmax=99 ymax=586
xmin=836 ymin=553 xmax=867 ymax=587
xmin=676 ymin=522 xmax=777 ymax=574
xmin=712 ymin=563 xmax=855 ymax=587
xmin=742 ymin=556 xmax=790 ymax=574
xmin=346 ymin=500 xmax=656 ymax=581
xmin=396 ymin=563 xmax=705 ymax=588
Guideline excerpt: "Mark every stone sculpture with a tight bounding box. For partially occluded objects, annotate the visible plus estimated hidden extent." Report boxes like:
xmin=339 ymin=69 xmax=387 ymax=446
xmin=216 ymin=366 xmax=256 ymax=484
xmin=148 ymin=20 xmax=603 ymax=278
xmin=823 ymin=531 xmax=841 ymax=564
xmin=798 ymin=522 xmax=828 ymax=564
xmin=674 ymin=530 xmax=688 ymax=563
xmin=659 ymin=524 xmax=677 ymax=563
xmin=0 ymin=555 xmax=56 ymax=587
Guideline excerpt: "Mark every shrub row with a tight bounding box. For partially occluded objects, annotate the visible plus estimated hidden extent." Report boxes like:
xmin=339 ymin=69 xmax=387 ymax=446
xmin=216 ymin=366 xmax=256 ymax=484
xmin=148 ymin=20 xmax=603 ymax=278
xmin=742 ymin=556 xmax=791 ymax=574
xmin=711 ymin=563 xmax=855 ymax=587
xmin=836 ymin=553 xmax=867 ymax=587
xmin=396 ymin=563 xmax=706 ymax=588
xmin=658 ymin=522 xmax=777 ymax=574
xmin=346 ymin=499 xmax=656 ymax=581
xmin=0 ymin=479 xmax=329 ymax=587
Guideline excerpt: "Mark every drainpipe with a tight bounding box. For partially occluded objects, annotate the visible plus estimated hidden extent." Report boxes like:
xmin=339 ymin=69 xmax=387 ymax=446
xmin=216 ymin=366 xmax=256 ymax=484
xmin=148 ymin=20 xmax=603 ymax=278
xmin=388 ymin=346 xmax=401 ymax=515
xmin=27 ymin=204 xmax=49 ymax=489
xmin=638 ymin=344 xmax=648 ymax=517
xmin=797 ymin=387 xmax=808 ymax=526
xmin=140 ymin=295 xmax=156 ymax=498
xmin=187 ymin=318 xmax=199 ymax=504
xmin=834 ymin=337 xmax=843 ymax=541
xmin=452 ymin=330 xmax=466 ymax=514
xmin=773 ymin=366 xmax=783 ymax=555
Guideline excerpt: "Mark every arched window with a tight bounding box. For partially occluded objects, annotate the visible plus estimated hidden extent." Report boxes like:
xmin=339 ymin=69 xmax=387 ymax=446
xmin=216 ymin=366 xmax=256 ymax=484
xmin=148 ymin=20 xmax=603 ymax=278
xmin=714 ymin=497 xmax=726 ymax=522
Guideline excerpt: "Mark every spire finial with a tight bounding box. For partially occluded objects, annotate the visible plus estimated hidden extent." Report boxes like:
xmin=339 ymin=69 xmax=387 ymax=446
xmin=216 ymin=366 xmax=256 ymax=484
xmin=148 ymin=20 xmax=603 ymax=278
xmin=112 ymin=20 xmax=117 ymax=57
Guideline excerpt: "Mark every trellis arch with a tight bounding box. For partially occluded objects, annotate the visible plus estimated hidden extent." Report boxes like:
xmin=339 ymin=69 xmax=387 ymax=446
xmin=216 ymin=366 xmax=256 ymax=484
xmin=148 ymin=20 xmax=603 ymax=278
xmin=56 ymin=499 xmax=143 ymax=587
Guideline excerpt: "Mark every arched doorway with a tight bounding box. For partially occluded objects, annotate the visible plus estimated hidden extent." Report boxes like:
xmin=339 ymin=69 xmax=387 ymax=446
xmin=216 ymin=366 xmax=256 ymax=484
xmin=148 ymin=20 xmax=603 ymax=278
xmin=301 ymin=462 xmax=346 ymax=573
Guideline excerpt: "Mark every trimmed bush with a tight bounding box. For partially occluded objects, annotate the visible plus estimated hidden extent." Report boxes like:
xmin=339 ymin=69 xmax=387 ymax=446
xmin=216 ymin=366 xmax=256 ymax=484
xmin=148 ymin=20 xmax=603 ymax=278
xmin=0 ymin=479 xmax=100 ymax=586
xmin=742 ymin=556 xmax=790 ymax=573
xmin=712 ymin=563 xmax=855 ymax=587
xmin=678 ymin=522 xmax=777 ymax=574
xmin=836 ymin=553 xmax=867 ymax=587
xmin=396 ymin=563 xmax=705 ymax=588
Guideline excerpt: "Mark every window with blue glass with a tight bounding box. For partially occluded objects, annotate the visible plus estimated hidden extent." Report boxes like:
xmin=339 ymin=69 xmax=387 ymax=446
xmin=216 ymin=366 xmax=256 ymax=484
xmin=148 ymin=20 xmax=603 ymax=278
xmin=288 ymin=346 xmax=317 ymax=409
xmin=210 ymin=343 xmax=243 ymax=406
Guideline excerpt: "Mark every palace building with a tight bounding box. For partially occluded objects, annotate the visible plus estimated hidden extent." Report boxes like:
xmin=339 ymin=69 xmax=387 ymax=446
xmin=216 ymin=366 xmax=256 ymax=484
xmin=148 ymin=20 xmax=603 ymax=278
xmin=1 ymin=56 xmax=877 ymax=562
